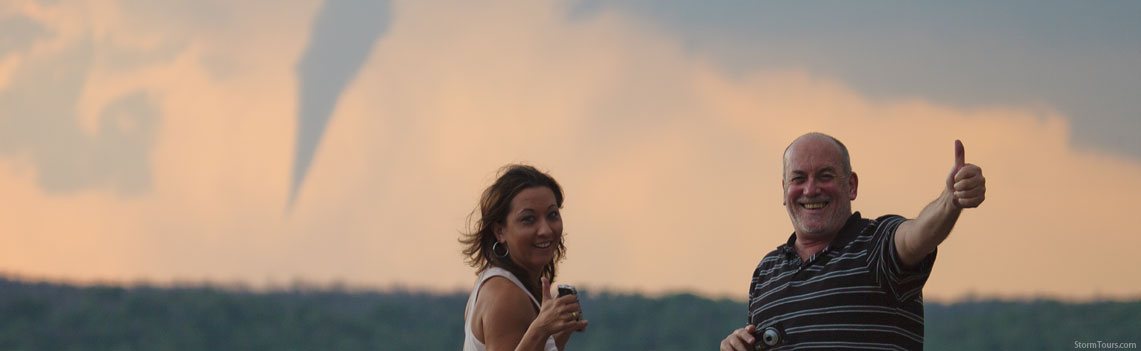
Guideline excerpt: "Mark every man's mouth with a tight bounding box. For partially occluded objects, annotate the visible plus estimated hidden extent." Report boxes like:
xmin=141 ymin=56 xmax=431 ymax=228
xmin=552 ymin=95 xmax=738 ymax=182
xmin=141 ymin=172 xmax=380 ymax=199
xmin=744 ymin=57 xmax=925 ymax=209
xmin=801 ymin=201 xmax=828 ymax=210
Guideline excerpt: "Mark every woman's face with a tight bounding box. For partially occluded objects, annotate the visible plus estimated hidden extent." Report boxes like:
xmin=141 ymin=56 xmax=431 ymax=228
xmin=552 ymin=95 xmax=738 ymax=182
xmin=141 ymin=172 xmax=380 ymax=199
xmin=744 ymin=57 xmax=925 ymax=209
xmin=495 ymin=186 xmax=562 ymax=278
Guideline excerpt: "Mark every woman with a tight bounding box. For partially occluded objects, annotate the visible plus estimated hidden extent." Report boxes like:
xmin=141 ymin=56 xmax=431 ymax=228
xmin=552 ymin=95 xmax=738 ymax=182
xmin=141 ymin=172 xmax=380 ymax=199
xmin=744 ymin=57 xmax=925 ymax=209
xmin=460 ymin=165 xmax=589 ymax=351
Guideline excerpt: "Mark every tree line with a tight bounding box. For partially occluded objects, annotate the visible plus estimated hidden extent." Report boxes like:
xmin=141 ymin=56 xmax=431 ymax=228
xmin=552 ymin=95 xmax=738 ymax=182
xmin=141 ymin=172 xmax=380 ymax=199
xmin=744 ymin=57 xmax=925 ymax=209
xmin=1 ymin=276 xmax=1137 ymax=350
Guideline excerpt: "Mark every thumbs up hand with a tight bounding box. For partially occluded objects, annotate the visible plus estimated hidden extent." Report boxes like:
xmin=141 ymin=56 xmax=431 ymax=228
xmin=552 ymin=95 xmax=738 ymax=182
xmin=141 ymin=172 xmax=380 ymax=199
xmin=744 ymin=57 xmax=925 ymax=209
xmin=947 ymin=140 xmax=986 ymax=209
xmin=534 ymin=277 xmax=588 ymax=338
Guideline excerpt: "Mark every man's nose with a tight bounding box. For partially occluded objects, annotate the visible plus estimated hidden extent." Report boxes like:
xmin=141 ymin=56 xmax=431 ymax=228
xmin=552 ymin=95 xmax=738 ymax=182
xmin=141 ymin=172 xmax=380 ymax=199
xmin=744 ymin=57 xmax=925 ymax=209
xmin=803 ymin=178 xmax=821 ymax=196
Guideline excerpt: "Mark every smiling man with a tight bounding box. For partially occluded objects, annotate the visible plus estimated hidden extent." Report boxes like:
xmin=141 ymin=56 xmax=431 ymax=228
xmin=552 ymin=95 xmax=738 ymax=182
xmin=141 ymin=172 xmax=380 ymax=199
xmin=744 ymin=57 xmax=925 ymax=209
xmin=719 ymin=133 xmax=986 ymax=351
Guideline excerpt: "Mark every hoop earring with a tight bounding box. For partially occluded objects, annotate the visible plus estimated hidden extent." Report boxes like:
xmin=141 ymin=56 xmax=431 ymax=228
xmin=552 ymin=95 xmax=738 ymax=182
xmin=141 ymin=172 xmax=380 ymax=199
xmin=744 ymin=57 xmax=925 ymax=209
xmin=492 ymin=241 xmax=509 ymax=258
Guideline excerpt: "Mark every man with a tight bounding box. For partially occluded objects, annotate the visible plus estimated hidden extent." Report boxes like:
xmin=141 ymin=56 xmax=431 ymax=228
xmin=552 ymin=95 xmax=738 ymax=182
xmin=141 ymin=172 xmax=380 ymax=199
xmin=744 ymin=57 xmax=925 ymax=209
xmin=720 ymin=133 xmax=986 ymax=350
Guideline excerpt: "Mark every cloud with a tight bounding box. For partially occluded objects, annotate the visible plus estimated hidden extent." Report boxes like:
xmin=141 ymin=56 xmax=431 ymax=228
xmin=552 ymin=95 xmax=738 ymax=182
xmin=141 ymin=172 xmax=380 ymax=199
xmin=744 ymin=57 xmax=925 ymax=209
xmin=589 ymin=0 xmax=1141 ymax=160
xmin=0 ymin=15 xmax=50 ymax=58
xmin=0 ymin=0 xmax=1137 ymax=302
xmin=279 ymin=0 xmax=1141 ymax=299
xmin=291 ymin=0 xmax=391 ymax=210
xmin=0 ymin=35 xmax=160 ymax=195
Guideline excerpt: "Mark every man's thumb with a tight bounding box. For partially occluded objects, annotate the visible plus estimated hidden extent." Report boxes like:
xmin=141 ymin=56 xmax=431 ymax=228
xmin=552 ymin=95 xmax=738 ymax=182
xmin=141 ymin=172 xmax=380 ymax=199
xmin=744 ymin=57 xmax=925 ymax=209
xmin=954 ymin=139 xmax=965 ymax=169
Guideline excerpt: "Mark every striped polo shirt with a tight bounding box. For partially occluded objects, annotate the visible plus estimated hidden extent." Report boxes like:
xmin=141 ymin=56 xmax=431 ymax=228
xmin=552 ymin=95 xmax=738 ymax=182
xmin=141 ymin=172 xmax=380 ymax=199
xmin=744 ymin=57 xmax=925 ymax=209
xmin=747 ymin=212 xmax=936 ymax=350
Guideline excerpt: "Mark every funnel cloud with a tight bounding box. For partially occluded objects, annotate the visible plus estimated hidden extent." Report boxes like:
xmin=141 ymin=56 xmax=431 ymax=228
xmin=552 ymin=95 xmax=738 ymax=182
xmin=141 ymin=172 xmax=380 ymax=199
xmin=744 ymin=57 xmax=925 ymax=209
xmin=291 ymin=0 xmax=390 ymax=210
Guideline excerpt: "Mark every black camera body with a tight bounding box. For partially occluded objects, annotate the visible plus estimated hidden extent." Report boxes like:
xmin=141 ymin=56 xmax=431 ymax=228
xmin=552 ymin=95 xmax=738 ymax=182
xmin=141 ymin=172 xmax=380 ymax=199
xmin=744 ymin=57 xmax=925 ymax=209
xmin=557 ymin=284 xmax=577 ymax=297
xmin=557 ymin=284 xmax=583 ymax=324
xmin=752 ymin=325 xmax=783 ymax=350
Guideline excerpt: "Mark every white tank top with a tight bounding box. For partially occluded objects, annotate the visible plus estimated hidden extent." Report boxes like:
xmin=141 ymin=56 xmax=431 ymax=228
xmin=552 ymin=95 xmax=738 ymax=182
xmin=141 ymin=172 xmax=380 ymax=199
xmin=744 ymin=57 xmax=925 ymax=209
xmin=463 ymin=267 xmax=558 ymax=351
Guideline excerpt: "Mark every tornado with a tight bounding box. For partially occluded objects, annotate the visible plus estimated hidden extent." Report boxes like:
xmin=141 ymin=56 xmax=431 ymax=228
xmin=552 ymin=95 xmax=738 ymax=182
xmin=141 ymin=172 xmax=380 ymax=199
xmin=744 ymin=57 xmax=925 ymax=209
xmin=290 ymin=0 xmax=390 ymax=211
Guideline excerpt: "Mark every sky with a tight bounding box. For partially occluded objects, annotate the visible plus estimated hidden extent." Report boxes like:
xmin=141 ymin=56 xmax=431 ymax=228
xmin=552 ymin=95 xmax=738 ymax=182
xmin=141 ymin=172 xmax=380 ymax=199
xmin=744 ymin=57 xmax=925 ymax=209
xmin=1 ymin=0 xmax=1139 ymax=302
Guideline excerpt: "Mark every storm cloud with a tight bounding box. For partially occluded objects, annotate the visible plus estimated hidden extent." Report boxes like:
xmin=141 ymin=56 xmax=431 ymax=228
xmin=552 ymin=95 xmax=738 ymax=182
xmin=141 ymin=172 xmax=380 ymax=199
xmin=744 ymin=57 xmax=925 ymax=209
xmin=0 ymin=36 xmax=160 ymax=195
xmin=291 ymin=0 xmax=391 ymax=209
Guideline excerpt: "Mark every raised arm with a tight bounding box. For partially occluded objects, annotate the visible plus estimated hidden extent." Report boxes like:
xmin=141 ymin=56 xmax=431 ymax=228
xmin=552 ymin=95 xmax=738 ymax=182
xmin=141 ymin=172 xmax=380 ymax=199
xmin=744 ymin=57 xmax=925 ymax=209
xmin=895 ymin=140 xmax=986 ymax=267
xmin=481 ymin=278 xmax=551 ymax=351
xmin=482 ymin=277 xmax=587 ymax=351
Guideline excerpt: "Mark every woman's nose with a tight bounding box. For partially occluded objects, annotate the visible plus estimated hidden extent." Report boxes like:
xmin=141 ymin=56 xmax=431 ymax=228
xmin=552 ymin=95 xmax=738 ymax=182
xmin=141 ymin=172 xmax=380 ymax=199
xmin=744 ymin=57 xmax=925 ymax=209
xmin=537 ymin=219 xmax=554 ymax=237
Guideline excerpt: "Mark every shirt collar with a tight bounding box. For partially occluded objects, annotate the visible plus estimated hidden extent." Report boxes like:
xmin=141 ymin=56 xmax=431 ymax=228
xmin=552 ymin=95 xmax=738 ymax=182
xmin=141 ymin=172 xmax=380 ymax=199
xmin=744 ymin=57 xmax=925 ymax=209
xmin=779 ymin=211 xmax=864 ymax=256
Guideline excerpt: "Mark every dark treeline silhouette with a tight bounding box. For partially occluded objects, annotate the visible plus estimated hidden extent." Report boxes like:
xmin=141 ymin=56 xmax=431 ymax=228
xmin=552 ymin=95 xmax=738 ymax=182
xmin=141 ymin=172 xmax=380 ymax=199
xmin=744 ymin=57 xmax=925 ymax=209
xmin=1 ymin=276 xmax=1137 ymax=350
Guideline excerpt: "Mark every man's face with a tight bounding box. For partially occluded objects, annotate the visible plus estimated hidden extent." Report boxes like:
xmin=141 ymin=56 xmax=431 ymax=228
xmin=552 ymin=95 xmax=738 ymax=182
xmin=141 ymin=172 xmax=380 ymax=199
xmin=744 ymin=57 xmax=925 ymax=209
xmin=783 ymin=136 xmax=858 ymax=239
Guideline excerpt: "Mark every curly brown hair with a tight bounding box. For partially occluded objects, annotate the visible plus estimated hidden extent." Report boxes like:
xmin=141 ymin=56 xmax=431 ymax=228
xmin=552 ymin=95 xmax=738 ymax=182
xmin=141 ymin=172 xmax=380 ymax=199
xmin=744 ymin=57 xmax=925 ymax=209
xmin=460 ymin=164 xmax=567 ymax=302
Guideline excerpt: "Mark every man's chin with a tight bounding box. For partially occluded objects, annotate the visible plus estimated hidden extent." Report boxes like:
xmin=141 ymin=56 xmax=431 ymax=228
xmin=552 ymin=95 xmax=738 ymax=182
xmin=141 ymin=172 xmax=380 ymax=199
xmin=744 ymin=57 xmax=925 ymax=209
xmin=795 ymin=223 xmax=836 ymax=238
xmin=794 ymin=214 xmax=848 ymax=235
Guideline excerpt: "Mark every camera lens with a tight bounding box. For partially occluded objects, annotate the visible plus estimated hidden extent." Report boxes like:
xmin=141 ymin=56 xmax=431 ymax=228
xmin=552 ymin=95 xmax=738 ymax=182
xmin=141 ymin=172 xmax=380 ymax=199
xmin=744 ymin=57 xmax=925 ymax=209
xmin=752 ymin=326 xmax=781 ymax=350
xmin=763 ymin=328 xmax=778 ymax=344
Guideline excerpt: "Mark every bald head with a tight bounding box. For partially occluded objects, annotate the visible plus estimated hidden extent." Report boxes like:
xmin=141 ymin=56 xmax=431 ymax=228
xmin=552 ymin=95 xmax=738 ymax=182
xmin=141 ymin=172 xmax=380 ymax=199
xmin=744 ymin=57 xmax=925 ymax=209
xmin=783 ymin=132 xmax=852 ymax=179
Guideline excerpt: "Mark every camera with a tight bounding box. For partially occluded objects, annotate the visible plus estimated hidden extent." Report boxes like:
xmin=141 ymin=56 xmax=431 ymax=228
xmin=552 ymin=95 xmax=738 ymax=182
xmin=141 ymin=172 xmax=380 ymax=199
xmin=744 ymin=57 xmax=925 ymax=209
xmin=752 ymin=326 xmax=783 ymax=350
xmin=557 ymin=284 xmax=577 ymax=297
xmin=557 ymin=284 xmax=583 ymax=323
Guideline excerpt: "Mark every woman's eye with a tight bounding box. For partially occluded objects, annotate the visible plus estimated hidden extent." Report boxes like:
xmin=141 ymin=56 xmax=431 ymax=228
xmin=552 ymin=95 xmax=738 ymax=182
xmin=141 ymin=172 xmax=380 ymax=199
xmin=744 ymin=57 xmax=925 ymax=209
xmin=521 ymin=216 xmax=535 ymax=224
xmin=548 ymin=212 xmax=560 ymax=220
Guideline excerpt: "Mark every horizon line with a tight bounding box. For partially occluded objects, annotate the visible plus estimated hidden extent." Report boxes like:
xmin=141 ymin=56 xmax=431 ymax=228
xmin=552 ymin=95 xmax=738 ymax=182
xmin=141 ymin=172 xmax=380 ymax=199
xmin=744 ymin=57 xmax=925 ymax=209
xmin=3 ymin=272 xmax=1138 ymax=304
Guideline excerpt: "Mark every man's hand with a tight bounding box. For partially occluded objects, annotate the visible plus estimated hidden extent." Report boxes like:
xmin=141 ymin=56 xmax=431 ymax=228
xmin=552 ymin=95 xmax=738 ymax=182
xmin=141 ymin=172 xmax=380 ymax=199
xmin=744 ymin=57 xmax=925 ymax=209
xmin=719 ymin=324 xmax=756 ymax=351
xmin=947 ymin=140 xmax=985 ymax=208
xmin=897 ymin=139 xmax=987 ymax=267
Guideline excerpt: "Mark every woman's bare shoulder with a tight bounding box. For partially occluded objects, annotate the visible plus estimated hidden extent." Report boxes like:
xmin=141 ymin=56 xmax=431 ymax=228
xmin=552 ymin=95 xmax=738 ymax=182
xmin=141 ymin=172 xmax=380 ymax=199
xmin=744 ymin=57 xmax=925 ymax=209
xmin=477 ymin=276 xmax=535 ymax=317
xmin=474 ymin=276 xmax=536 ymax=346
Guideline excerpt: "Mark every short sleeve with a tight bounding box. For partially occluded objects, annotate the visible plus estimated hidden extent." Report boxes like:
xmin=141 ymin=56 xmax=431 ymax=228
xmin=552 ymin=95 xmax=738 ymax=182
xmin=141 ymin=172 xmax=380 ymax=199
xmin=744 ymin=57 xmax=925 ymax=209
xmin=748 ymin=264 xmax=762 ymax=303
xmin=747 ymin=260 xmax=766 ymax=323
xmin=869 ymin=214 xmax=937 ymax=302
xmin=747 ymin=253 xmax=781 ymax=325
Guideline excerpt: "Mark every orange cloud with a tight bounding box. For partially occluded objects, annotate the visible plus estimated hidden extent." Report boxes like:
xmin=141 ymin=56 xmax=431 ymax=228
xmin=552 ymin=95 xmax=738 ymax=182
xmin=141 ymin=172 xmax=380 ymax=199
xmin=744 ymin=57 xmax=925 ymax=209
xmin=0 ymin=0 xmax=1137 ymax=302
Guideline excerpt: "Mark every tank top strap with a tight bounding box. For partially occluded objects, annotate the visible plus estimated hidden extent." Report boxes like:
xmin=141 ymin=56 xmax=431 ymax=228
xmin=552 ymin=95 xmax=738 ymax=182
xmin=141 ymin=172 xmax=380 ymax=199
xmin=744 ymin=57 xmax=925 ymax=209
xmin=464 ymin=267 xmax=554 ymax=351
xmin=479 ymin=267 xmax=541 ymax=307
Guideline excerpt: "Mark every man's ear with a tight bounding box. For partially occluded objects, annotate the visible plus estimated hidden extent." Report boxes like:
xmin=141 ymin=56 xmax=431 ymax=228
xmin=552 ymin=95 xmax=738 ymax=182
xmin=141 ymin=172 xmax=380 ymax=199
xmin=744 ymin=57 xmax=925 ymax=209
xmin=848 ymin=171 xmax=859 ymax=200
xmin=781 ymin=177 xmax=788 ymax=206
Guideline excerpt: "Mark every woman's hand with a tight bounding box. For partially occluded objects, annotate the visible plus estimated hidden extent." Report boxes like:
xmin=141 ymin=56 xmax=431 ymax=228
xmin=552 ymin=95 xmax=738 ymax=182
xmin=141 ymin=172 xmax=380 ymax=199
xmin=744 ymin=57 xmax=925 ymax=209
xmin=533 ymin=277 xmax=589 ymax=341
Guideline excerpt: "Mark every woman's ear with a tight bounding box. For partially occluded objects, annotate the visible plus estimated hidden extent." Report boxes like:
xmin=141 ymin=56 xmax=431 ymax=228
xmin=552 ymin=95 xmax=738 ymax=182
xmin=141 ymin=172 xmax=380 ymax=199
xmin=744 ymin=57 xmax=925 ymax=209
xmin=494 ymin=223 xmax=505 ymax=242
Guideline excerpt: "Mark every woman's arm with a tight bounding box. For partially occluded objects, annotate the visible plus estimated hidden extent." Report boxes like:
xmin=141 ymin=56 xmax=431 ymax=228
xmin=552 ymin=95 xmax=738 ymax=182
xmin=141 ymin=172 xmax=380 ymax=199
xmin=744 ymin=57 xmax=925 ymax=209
xmin=480 ymin=278 xmax=550 ymax=351
xmin=479 ymin=277 xmax=588 ymax=351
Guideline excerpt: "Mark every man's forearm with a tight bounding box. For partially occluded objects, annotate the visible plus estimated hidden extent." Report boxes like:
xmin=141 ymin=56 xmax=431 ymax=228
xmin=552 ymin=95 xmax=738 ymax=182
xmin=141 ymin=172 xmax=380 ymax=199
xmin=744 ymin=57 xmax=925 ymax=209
xmin=895 ymin=189 xmax=962 ymax=267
